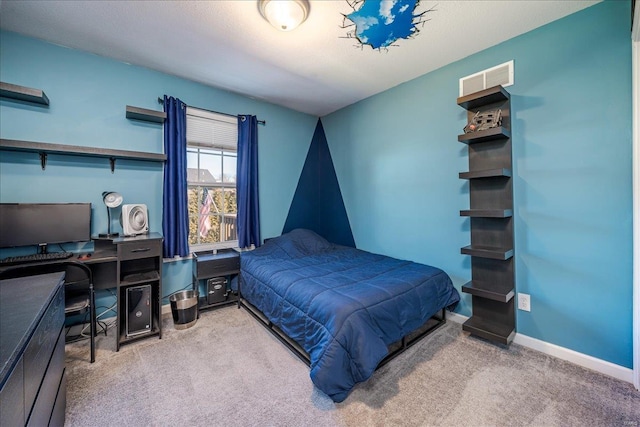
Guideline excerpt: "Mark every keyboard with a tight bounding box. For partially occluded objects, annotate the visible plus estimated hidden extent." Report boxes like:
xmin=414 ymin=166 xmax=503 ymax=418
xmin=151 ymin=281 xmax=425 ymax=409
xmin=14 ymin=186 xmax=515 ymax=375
xmin=0 ymin=252 xmax=74 ymax=266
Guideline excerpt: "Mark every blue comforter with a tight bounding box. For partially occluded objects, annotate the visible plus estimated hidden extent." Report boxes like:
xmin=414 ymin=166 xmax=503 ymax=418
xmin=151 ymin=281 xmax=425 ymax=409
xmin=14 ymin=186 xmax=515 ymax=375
xmin=240 ymin=229 xmax=460 ymax=402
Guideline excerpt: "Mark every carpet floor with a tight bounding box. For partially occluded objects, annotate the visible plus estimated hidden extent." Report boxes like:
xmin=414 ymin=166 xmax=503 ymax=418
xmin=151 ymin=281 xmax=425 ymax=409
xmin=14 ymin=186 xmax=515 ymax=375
xmin=64 ymin=306 xmax=640 ymax=426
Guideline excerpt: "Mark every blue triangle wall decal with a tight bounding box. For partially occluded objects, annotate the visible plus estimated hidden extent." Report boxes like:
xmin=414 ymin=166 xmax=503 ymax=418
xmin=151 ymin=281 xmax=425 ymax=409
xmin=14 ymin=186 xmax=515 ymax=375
xmin=282 ymin=119 xmax=355 ymax=247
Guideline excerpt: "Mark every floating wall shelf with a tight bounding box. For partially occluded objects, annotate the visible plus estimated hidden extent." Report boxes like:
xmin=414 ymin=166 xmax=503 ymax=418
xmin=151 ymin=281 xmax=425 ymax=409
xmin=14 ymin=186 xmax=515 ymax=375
xmin=0 ymin=139 xmax=166 ymax=172
xmin=460 ymin=316 xmax=515 ymax=345
xmin=458 ymin=127 xmax=511 ymax=144
xmin=457 ymin=85 xmax=509 ymax=110
xmin=460 ymin=245 xmax=513 ymax=260
xmin=0 ymin=82 xmax=50 ymax=106
xmin=126 ymin=106 xmax=166 ymax=123
xmin=459 ymin=168 xmax=512 ymax=180
xmin=461 ymin=280 xmax=514 ymax=303
xmin=460 ymin=209 xmax=513 ymax=218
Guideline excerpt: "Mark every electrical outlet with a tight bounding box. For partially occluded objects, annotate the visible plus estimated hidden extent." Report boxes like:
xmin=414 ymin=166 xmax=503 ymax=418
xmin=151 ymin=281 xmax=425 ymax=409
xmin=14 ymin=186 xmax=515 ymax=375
xmin=517 ymin=293 xmax=531 ymax=312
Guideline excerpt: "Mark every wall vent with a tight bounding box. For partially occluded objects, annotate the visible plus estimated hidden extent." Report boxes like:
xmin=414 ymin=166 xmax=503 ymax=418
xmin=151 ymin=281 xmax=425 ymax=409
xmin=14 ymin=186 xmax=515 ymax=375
xmin=459 ymin=60 xmax=514 ymax=97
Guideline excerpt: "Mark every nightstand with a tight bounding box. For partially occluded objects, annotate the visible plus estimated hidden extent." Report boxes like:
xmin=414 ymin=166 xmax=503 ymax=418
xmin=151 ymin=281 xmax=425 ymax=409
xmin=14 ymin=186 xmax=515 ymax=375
xmin=192 ymin=249 xmax=240 ymax=312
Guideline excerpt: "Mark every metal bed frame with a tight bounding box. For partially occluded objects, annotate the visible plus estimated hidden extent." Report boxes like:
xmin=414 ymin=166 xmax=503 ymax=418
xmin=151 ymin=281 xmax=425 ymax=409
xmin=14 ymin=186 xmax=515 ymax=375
xmin=237 ymin=277 xmax=447 ymax=370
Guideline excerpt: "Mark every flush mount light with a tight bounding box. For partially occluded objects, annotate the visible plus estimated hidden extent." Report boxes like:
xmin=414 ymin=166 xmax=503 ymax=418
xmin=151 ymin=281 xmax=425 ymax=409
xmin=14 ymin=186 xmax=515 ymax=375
xmin=259 ymin=0 xmax=310 ymax=32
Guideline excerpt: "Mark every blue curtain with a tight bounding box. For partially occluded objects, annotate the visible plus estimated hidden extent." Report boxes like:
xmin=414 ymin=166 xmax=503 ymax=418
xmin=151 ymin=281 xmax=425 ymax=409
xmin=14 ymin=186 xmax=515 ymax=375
xmin=237 ymin=115 xmax=260 ymax=248
xmin=162 ymin=96 xmax=189 ymax=258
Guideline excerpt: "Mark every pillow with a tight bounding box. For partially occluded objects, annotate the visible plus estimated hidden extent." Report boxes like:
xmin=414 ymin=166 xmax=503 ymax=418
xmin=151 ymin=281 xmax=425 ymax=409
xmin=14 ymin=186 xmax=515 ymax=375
xmin=275 ymin=229 xmax=334 ymax=257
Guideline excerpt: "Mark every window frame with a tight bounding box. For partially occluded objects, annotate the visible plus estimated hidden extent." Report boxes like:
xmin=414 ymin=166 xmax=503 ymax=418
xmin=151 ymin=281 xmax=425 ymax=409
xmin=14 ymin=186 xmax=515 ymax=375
xmin=186 ymin=107 xmax=238 ymax=252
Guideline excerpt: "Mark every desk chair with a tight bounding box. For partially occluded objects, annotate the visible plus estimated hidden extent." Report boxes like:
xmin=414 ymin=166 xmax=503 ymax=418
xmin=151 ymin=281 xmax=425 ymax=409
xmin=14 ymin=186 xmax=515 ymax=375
xmin=0 ymin=261 xmax=97 ymax=363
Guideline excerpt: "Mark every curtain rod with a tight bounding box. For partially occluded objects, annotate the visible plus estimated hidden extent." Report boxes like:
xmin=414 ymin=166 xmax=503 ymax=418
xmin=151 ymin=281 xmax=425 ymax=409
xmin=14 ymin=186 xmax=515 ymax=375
xmin=157 ymin=97 xmax=265 ymax=126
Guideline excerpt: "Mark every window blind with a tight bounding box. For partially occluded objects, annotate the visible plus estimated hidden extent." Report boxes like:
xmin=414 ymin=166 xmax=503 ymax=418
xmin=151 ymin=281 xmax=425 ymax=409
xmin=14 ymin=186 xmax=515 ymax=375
xmin=186 ymin=107 xmax=237 ymax=151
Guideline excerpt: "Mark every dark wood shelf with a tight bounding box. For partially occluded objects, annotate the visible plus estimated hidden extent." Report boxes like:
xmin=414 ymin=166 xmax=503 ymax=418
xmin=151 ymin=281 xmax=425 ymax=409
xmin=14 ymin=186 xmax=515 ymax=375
xmin=120 ymin=270 xmax=160 ymax=286
xmin=0 ymin=82 xmax=49 ymax=106
xmin=459 ymin=168 xmax=512 ymax=180
xmin=118 ymin=328 xmax=160 ymax=344
xmin=126 ymin=105 xmax=166 ymax=123
xmin=457 ymin=85 xmax=510 ymax=110
xmin=0 ymin=138 xmax=166 ymax=172
xmin=462 ymin=315 xmax=515 ymax=345
xmin=458 ymin=85 xmax=515 ymax=347
xmin=461 ymin=280 xmax=514 ymax=303
xmin=458 ymin=127 xmax=511 ymax=144
xmin=81 ymin=254 xmax=118 ymax=264
xmin=461 ymin=245 xmax=513 ymax=260
xmin=198 ymin=293 xmax=238 ymax=311
xmin=460 ymin=209 xmax=512 ymax=218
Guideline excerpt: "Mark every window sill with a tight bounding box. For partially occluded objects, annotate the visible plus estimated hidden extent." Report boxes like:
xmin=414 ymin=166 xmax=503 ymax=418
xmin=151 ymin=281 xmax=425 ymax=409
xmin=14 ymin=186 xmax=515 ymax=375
xmin=162 ymin=254 xmax=194 ymax=263
xmin=162 ymin=242 xmax=243 ymax=264
xmin=190 ymin=241 xmax=239 ymax=252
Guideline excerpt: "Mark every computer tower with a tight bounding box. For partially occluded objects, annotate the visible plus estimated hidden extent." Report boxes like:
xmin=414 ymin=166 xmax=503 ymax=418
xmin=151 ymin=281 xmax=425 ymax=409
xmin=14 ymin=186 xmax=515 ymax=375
xmin=126 ymin=284 xmax=152 ymax=337
xmin=207 ymin=277 xmax=228 ymax=304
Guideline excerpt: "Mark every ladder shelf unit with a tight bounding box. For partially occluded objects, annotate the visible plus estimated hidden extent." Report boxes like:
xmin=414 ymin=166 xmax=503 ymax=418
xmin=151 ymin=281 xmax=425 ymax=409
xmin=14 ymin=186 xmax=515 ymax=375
xmin=457 ymin=85 xmax=515 ymax=345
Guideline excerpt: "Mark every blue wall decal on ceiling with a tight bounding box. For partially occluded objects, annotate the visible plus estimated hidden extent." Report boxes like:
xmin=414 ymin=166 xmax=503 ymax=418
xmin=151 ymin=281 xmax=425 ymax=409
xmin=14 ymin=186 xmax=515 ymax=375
xmin=282 ymin=119 xmax=355 ymax=247
xmin=342 ymin=0 xmax=435 ymax=50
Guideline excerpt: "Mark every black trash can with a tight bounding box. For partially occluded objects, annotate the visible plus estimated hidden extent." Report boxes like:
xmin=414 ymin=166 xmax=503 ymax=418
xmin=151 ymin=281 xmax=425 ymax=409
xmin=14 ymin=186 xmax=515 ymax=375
xmin=170 ymin=290 xmax=198 ymax=330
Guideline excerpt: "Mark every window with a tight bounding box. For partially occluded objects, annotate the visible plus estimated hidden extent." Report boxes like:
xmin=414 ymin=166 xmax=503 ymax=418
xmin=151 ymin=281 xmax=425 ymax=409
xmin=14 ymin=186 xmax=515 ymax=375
xmin=186 ymin=107 xmax=238 ymax=250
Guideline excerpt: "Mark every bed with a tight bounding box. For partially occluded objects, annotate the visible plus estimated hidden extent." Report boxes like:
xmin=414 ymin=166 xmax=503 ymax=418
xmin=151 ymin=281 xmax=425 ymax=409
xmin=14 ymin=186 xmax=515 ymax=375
xmin=238 ymin=228 xmax=460 ymax=402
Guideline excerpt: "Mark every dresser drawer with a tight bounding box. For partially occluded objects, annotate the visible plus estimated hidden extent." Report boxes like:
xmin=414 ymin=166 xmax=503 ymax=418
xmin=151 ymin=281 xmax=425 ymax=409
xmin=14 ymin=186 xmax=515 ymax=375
xmin=24 ymin=286 xmax=64 ymax=412
xmin=0 ymin=356 xmax=24 ymax=427
xmin=49 ymin=369 xmax=66 ymax=427
xmin=119 ymin=240 xmax=162 ymax=261
xmin=27 ymin=328 xmax=65 ymax=427
xmin=196 ymin=255 xmax=240 ymax=278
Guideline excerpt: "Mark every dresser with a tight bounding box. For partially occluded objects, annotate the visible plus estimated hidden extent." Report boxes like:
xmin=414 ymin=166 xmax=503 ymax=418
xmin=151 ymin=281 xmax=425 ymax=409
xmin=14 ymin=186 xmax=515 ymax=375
xmin=0 ymin=272 xmax=66 ymax=426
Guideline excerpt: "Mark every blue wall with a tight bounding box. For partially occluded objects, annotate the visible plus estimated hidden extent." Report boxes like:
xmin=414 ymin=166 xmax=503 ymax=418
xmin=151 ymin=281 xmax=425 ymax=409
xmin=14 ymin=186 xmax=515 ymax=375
xmin=322 ymin=0 xmax=633 ymax=368
xmin=0 ymin=31 xmax=317 ymax=305
xmin=0 ymin=0 xmax=633 ymax=369
xmin=283 ymin=119 xmax=355 ymax=247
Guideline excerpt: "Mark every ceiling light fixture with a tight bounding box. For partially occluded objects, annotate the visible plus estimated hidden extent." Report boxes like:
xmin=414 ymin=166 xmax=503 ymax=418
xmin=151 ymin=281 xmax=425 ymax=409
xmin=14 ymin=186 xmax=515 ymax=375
xmin=259 ymin=0 xmax=310 ymax=32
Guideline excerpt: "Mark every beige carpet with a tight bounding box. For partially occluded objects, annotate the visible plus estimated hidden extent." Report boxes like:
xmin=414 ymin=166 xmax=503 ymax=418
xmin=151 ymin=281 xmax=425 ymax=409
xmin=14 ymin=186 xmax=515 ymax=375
xmin=64 ymin=306 xmax=640 ymax=426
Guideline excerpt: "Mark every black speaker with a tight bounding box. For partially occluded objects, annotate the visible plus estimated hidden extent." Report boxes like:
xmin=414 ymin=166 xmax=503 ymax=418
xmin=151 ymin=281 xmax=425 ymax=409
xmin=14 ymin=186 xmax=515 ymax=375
xmin=126 ymin=285 xmax=152 ymax=337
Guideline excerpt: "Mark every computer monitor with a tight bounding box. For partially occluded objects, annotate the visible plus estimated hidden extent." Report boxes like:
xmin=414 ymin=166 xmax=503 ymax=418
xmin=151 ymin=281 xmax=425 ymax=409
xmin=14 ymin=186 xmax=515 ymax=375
xmin=0 ymin=203 xmax=92 ymax=250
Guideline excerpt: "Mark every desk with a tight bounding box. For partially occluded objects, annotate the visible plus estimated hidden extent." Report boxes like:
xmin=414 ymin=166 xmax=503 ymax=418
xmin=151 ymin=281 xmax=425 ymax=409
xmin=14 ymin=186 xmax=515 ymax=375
xmin=93 ymin=233 xmax=163 ymax=350
xmin=0 ymin=233 xmax=163 ymax=351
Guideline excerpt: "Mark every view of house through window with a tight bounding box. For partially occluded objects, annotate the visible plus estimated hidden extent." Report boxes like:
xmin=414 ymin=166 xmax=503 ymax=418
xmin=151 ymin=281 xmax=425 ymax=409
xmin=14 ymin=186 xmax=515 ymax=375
xmin=186 ymin=107 xmax=238 ymax=249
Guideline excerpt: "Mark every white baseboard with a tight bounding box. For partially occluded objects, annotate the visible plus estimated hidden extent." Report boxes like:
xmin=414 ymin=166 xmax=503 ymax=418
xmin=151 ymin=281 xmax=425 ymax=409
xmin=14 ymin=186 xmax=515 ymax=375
xmin=445 ymin=311 xmax=470 ymax=325
xmin=162 ymin=303 xmax=172 ymax=316
xmin=445 ymin=312 xmax=634 ymax=384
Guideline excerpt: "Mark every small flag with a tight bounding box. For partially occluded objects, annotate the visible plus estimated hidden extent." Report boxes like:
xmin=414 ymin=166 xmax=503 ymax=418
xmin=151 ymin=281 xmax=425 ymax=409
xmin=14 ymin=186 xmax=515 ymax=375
xmin=199 ymin=188 xmax=213 ymax=238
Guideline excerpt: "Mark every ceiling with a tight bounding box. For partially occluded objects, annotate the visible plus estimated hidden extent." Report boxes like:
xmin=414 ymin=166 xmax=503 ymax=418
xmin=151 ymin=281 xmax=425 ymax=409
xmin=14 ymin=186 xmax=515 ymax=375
xmin=0 ymin=0 xmax=601 ymax=117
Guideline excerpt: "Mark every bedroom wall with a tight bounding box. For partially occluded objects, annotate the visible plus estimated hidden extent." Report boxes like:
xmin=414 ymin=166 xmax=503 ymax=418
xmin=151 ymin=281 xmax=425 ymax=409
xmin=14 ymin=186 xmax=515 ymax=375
xmin=0 ymin=31 xmax=317 ymax=305
xmin=322 ymin=0 xmax=633 ymax=368
xmin=282 ymin=119 xmax=355 ymax=247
